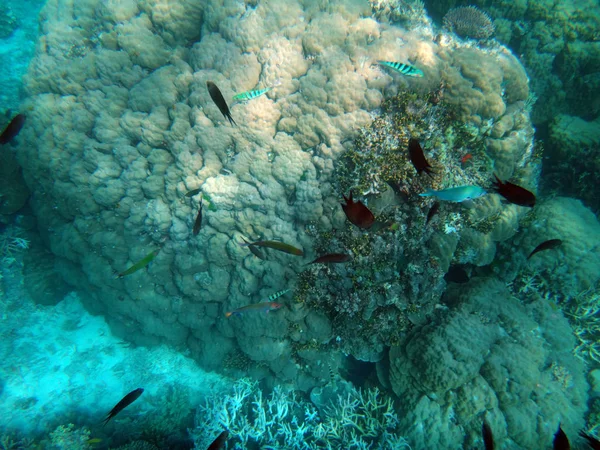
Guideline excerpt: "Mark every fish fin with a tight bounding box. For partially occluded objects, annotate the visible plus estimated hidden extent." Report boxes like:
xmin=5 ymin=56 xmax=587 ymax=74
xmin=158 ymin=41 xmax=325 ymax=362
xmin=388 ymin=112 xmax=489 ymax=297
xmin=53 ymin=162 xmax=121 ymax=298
xmin=227 ymin=115 xmax=237 ymax=126
xmin=238 ymin=241 xmax=249 ymax=247
xmin=419 ymin=190 xmax=434 ymax=197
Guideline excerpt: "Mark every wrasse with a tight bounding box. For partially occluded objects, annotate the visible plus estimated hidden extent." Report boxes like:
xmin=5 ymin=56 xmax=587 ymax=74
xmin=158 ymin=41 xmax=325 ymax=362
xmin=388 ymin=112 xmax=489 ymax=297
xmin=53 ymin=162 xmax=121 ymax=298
xmin=341 ymin=191 xmax=375 ymax=229
xmin=553 ymin=425 xmax=570 ymax=450
xmin=233 ymin=87 xmax=271 ymax=102
xmin=103 ymin=388 xmax=144 ymax=426
xmin=482 ymin=420 xmax=495 ymax=450
xmin=118 ymin=249 xmax=159 ymax=278
xmin=0 ymin=114 xmax=25 ymax=145
xmin=377 ymin=60 xmax=424 ymax=78
xmin=579 ymin=430 xmax=600 ymax=449
xmin=528 ymin=239 xmax=562 ymax=260
xmin=241 ymin=237 xmax=266 ymax=260
xmin=408 ymin=139 xmax=435 ymax=177
xmin=225 ymin=301 xmax=282 ymax=318
xmin=492 ymin=174 xmax=536 ymax=207
xmin=238 ymin=239 xmax=304 ymax=256
xmin=419 ymin=185 xmax=486 ymax=202
xmin=193 ymin=198 xmax=203 ymax=236
xmin=184 ymin=188 xmax=202 ymax=197
xmin=307 ymin=253 xmax=352 ymax=265
xmin=426 ymin=202 xmax=440 ymax=225
xmin=207 ymin=431 xmax=229 ymax=450
xmin=207 ymin=81 xmax=236 ymax=126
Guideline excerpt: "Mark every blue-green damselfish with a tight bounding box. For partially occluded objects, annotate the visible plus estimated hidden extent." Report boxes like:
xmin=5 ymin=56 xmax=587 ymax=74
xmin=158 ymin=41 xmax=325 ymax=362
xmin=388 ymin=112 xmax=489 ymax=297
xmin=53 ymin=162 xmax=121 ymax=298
xmin=419 ymin=186 xmax=486 ymax=202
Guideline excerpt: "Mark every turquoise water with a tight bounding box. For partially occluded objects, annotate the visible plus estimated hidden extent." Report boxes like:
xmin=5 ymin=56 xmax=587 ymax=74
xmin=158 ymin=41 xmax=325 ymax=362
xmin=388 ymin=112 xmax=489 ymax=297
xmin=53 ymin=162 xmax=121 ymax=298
xmin=0 ymin=0 xmax=599 ymax=448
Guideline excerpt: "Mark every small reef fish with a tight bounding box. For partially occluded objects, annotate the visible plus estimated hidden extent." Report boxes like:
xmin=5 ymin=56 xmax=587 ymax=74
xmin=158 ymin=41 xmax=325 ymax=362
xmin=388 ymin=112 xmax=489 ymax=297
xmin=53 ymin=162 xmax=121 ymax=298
xmin=579 ymin=430 xmax=600 ymax=449
xmin=207 ymin=431 xmax=229 ymax=450
xmin=528 ymin=239 xmax=563 ymax=260
xmin=306 ymin=253 xmax=352 ymax=265
xmin=377 ymin=60 xmax=424 ymax=78
xmin=492 ymin=174 xmax=536 ymax=207
xmin=233 ymin=87 xmax=271 ymax=102
xmin=553 ymin=425 xmax=570 ymax=450
xmin=408 ymin=139 xmax=435 ymax=177
xmin=103 ymin=388 xmax=144 ymax=426
xmin=341 ymin=191 xmax=375 ymax=229
xmin=241 ymin=237 xmax=266 ymax=260
xmin=238 ymin=240 xmax=304 ymax=256
xmin=184 ymin=188 xmax=202 ymax=197
xmin=193 ymin=198 xmax=203 ymax=236
xmin=461 ymin=153 xmax=473 ymax=164
xmin=225 ymin=301 xmax=283 ymax=318
xmin=419 ymin=185 xmax=486 ymax=202
xmin=426 ymin=202 xmax=440 ymax=225
xmin=118 ymin=249 xmax=159 ymax=278
xmin=207 ymin=81 xmax=236 ymax=126
xmin=0 ymin=114 xmax=25 ymax=145
xmin=482 ymin=420 xmax=494 ymax=450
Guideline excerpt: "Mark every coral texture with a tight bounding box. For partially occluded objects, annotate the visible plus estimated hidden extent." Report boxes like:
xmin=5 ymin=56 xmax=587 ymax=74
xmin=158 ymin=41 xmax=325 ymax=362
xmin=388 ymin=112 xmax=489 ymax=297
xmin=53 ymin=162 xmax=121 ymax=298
xmin=443 ymin=6 xmax=495 ymax=39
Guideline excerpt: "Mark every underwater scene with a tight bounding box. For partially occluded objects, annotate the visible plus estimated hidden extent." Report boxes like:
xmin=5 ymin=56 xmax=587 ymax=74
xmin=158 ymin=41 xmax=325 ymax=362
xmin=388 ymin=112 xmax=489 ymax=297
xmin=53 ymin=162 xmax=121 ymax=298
xmin=1 ymin=0 xmax=599 ymax=448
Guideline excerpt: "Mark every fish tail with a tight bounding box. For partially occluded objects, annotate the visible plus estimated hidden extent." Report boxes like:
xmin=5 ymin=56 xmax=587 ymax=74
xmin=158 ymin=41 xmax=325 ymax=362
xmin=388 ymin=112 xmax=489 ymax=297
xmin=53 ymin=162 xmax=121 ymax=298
xmin=238 ymin=241 xmax=250 ymax=247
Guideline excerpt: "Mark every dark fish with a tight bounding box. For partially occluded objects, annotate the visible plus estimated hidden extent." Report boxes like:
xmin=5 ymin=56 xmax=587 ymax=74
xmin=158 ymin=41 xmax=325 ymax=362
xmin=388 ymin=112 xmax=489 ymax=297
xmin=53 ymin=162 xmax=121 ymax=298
xmin=426 ymin=202 xmax=440 ymax=225
xmin=554 ymin=424 xmax=571 ymax=450
xmin=103 ymin=388 xmax=144 ymax=426
xmin=307 ymin=253 xmax=352 ymax=265
xmin=482 ymin=420 xmax=494 ymax=450
xmin=238 ymin=239 xmax=304 ymax=256
xmin=207 ymin=81 xmax=236 ymax=126
xmin=341 ymin=191 xmax=375 ymax=229
xmin=0 ymin=114 xmax=25 ymax=145
xmin=207 ymin=430 xmax=229 ymax=450
xmin=241 ymin=237 xmax=265 ymax=260
xmin=408 ymin=138 xmax=435 ymax=178
xmin=528 ymin=239 xmax=563 ymax=260
xmin=193 ymin=198 xmax=203 ymax=236
xmin=492 ymin=174 xmax=536 ymax=207
xmin=579 ymin=430 xmax=600 ymax=449
xmin=184 ymin=188 xmax=202 ymax=197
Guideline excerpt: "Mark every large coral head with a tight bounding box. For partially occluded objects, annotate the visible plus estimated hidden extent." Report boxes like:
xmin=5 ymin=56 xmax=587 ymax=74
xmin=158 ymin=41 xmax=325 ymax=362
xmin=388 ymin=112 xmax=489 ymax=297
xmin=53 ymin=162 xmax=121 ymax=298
xmin=341 ymin=191 xmax=375 ymax=229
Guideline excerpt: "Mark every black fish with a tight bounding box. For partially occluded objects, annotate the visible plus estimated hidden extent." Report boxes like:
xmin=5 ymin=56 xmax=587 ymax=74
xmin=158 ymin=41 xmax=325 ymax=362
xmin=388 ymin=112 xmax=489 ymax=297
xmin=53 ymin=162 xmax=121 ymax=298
xmin=482 ymin=420 xmax=494 ymax=450
xmin=207 ymin=430 xmax=229 ymax=450
xmin=207 ymin=81 xmax=236 ymax=126
xmin=528 ymin=239 xmax=562 ymax=260
xmin=408 ymin=138 xmax=435 ymax=178
xmin=579 ymin=430 xmax=600 ymax=449
xmin=492 ymin=174 xmax=536 ymax=207
xmin=193 ymin=198 xmax=203 ymax=236
xmin=0 ymin=114 xmax=25 ymax=145
xmin=241 ymin=237 xmax=265 ymax=260
xmin=554 ymin=424 xmax=571 ymax=450
xmin=103 ymin=388 xmax=144 ymax=426
xmin=426 ymin=202 xmax=439 ymax=225
xmin=306 ymin=253 xmax=352 ymax=265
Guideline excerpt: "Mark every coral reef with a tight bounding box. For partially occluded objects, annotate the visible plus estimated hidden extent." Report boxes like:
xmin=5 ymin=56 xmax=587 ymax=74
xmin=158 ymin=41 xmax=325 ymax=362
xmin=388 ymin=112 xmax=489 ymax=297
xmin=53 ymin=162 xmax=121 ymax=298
xmin=443 ymin=6 xmax=495 ymax=40
xmin=0 ymin=4 xmax=18 ymax=39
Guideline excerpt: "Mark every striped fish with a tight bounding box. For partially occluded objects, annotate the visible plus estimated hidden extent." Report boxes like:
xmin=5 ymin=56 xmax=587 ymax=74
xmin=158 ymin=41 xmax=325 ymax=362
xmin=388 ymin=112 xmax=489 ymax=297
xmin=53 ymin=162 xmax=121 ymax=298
xmin=233 ymin=87 xmax=271 ymax=102
xmin=267 ymin=289 xmax=290 ymax=301
xmin=377 ymin=60 xmax=424 ymax=78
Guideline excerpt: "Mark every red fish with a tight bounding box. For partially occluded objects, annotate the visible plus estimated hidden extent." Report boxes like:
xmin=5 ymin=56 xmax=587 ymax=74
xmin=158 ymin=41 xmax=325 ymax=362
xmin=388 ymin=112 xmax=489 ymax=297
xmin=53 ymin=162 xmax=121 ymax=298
xmin=224 ymin=301 xmax=282 ymax=318
xmin=341 ymin=191 xmax=375 ymax=229
xmin=306 ymin=253 xmax=352 ymax=265
xmin=553 ymin=424 xmax=570 ymax=450
xmin=0 ymin=114 xmax=25 ymax=145
xmin=461 ymin=153 xmax=473 ymax=164
xmin=528 ymin=239 xmax=562 ymax=260
xmin=492 ymin=174 xmax=536 ymax=207
xmin=408 ymin=138 xmax=435 ymax=177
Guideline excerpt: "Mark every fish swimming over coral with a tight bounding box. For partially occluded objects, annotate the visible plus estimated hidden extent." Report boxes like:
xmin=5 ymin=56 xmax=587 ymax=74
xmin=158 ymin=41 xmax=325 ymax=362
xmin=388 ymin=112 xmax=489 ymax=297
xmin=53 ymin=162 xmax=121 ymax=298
xmin=0 ymin=113 xmax=25 ymax=145
xmin=238 ymin=239 xmax=304 ymax=256
xmin=408 ymin=138 xmax=435 ymax=177
xmin=207 ymin=81 xmax=236 ymax=126
xmin=193 ymin=198 xmax=203 ymax=236
xmin=306 ymin=253 xmax=352 ymax=265
xmin=225 ymin=301 xmax=283 ymax=318
xmin=528 ymin=239 xmax=563 ymax=260
xmin=482 ymin=420 xmax=494 ymax=450
xmin=207 ymin=430 xmax=229 ymax=450
xmin=553 ymin=424 xmax=571 ymax=450
xmin=419 ymin=185 xmax=486 ymax=202
xmin=184 ymin=188 xmax=202 ymax=198
xmin=492 ymin=174 xmax=536 ymax=207
xmin=579 ymin=430 xmax=600 ymax=449
xmin=117 ymin=249 xmax=160 ymax=278
xmin=233 ymin=87 xmax=271 ymax=102
xmin=377 ymin=60 xmax=424 ymax=78
xmin=103 ymin=388 xmax=144 ymax=426
xmin=241 ymin=237 xmax=266 ymax=260
xmin=341 ymin=191 xmax=375 ymax=229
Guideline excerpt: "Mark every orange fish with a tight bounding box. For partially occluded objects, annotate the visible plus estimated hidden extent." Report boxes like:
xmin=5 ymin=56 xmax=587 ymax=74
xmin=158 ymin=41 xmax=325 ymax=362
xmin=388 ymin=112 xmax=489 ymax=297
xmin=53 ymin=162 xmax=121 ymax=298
xmin=461 ymin=153 xmax=473 ymax=164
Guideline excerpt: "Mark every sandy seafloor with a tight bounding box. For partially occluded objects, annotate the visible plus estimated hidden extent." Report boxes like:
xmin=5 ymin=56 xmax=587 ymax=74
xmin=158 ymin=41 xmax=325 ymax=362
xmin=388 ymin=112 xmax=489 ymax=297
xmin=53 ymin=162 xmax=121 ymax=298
xmin=1 ymin=0 xmax=600 ymax=449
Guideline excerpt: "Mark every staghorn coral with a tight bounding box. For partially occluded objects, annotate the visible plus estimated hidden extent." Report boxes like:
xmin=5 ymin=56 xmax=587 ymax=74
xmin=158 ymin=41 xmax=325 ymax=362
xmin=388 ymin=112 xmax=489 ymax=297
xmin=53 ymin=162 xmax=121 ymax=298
xmin=443 ymin=6 xmax=495 ymax=40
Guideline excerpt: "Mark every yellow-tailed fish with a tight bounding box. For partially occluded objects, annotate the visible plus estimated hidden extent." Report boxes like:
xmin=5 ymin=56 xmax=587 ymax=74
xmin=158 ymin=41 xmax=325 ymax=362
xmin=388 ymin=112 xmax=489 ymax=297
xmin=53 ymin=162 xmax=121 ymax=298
xmin=238 ymin=239 xmax=304 ymax=256
xmin=377 ymin=60 xmax=424 ymax=78
xmin=118 ymin=250 xmax=160 ymax=278
xmin=233 ymin=87 xmax=271 ymax=102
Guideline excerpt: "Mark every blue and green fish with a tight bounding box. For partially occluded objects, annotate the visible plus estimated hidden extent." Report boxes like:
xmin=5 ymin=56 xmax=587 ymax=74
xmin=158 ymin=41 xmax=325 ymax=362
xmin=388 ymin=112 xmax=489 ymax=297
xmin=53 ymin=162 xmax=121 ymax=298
xmin=419 ymin=186 xmax=486 ymax=202
xmin=224 ymin=289 xmax=289 ymax=318
xmin=233 ymin=87 xmax=271 ymax=102
xmin=377 ymin=60 xmax=424 ymax=78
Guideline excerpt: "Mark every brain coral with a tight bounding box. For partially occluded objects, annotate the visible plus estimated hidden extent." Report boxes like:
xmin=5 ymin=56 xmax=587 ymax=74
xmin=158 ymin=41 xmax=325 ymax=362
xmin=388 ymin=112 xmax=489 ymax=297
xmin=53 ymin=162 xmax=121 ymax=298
xmin=15 ymin=0 xmax=537 ymax=391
